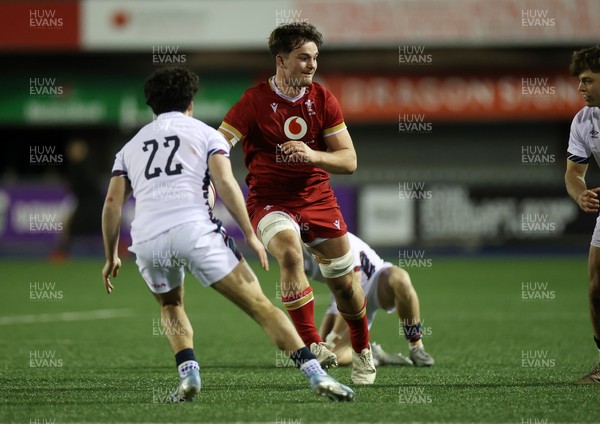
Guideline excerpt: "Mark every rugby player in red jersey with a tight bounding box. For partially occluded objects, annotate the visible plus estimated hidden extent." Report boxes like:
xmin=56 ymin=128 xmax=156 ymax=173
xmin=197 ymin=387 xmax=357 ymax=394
xmin=218 ymin=23 xmax=375 ymax=384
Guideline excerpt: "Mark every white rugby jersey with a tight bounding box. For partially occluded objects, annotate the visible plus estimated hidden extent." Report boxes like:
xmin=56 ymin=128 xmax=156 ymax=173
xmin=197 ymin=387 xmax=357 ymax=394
xmin=348 ymin=232 xmax=387 ymax=287
xmin=111 ymin=112 xmax=230 ymax=243
xmin=304 ymin=232 xmax=386 ymax=287
xmin=315 ymin=233 xmax=392 ymax=321
xmin=567 ymin=106 xmax=600 ymax=165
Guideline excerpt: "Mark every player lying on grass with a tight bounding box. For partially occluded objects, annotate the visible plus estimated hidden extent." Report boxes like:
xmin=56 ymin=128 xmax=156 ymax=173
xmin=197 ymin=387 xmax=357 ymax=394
xmin=565 ymin=44 xmax=600 ymax=384
xmin=304 ymin=232 xmax=434 ymax=367
xmin=101 ymin=67 xmax=355 ymax=402
xmin=218 ymin=23 xmax=375 ymax=385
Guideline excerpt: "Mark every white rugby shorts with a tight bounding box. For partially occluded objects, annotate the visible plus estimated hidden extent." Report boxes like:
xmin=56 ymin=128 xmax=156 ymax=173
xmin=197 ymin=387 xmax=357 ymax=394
xmin=128 ymin=222 xmax=242 ymax=294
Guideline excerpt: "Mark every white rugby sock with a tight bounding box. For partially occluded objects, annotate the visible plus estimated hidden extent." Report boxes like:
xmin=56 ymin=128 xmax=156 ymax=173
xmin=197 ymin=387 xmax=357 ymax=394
xmin=300 ymin=359 xmax=327 ymax=378
xmin=178 ymin=360 xmax=199 ymax=378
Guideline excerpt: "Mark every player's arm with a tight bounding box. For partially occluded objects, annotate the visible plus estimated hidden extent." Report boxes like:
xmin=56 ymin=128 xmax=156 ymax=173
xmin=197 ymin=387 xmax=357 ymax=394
xmin=319 ymin=306 xmax=350 ymax=349
xmin=218 ymin=93 xmax=252 ymax=148
xmin=319 ymin=312 xmax=336 ymax=341
xmin=565 ymin=159 xmax=600 ymax=213
xmin=208 ymin=153 xmax=268 ymax=271
xmin=328 ymin=314 xmax=351 ymax=347
xmin=281 ymin=128 xmax=357 ymax=174
xmin=217 ymin=128 xmax=240 ymax=148
xmin=315 ymin=128 xmax=357 ymax=174
xmin=320 ymin=308 xmax=351 ymax=353
xmin=101 ymin=176 xmax=132 ymax=294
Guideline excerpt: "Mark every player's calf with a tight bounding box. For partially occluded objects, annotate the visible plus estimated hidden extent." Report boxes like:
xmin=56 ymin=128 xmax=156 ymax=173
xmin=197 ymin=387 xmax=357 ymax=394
xmin=382 ymin=269 xmax=435 ymax=367
xmin=267 ymin=226 xmax=322 ymax=346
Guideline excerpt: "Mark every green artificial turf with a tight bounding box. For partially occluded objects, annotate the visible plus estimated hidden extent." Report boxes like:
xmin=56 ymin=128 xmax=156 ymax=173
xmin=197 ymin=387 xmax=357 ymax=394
xmin=0 ymin=255 xmax=597 ymax=423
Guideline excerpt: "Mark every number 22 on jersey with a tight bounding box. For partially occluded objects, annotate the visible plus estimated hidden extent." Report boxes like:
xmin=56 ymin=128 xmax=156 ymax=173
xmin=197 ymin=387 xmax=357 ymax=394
xmin=142 ymin=135 xmax=183 ymax=180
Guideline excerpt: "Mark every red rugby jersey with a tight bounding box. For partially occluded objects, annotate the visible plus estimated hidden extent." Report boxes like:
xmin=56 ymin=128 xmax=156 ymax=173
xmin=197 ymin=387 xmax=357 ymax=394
xmin=219 ymin=77 xmax=347 ymax=206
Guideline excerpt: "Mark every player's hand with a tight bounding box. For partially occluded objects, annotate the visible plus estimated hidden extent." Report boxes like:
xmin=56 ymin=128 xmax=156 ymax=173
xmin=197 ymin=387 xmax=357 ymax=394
xmin=102 ymin=257 xmax=121 ymax=294
xmin=576 ymin=187 xmax=600 ymax=213
xmin=246 ymin=233 xmax=269 ymax=271
xmin=281 ymin=141 xmax=316 ymax=164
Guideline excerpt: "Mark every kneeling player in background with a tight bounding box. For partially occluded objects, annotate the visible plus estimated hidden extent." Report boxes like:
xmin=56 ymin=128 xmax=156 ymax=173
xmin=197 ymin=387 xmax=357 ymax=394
xmin=101 ymin=67 xmax=355 ymax=402
xmin=305 ymin=232 xmax=435 ymax=367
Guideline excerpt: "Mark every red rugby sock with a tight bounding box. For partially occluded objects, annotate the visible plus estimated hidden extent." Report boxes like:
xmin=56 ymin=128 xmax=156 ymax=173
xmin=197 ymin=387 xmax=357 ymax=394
xmin=281 ymin=287 xmax=322 ymax=346
xmin=339 ymin=299 xmax=370 ymax=353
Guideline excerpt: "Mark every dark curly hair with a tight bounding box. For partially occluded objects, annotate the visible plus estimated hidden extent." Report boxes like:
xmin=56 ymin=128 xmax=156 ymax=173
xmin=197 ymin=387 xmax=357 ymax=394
xmin=268 ymin=22 xmax=323 ymax=58
xmin=569 ymin=45 xmax=600 ymax=77
xmin=144 ymin=67 xmax=199 ymax=115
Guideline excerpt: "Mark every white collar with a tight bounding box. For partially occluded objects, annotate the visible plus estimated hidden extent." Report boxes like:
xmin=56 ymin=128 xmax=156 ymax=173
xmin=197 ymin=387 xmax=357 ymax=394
xmin=156 ymin=111 xmax=185 ymax=120
xmin=269 ymin=76 xmax=306 ymax=102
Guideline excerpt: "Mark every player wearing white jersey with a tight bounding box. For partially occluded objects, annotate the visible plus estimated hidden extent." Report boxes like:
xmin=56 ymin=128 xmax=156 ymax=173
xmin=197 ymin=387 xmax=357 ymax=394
xmin=101 ymin=67 xmax=355 ymax=402
xmin=112 ymin=116 xmax=222 ymax=246
xmin=565 ymin=45 xmax=600 ymax=384
xmin=304 ymin=232 xmax=434 ymax=367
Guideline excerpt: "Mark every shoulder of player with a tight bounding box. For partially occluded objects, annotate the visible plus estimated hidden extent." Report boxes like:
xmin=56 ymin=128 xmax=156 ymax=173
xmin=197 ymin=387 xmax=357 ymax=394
xmin=347 ymin=232 xmax=370 ymax=253
xmin=186 ymin=115 xmax=217 ymax=132
xmin=130 ymin=115 xmax=216 ymax=144
xmin=119 ymin=125 xmax=148 ymax=151
xmin=307 ymin=82 xmax=340 ymax=111
xmin=227 ymin=83 xmax=265 ymax=116
xmin=573 ymin=106 xmax=598 ymax=126
xmin=309 ymin=80 xmax=327 ymax=91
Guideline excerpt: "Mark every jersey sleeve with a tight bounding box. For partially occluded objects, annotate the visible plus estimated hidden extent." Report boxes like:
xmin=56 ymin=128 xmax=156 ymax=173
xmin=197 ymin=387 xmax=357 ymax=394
xmin=219 ymin=90 xmax=255 ymax=147
xmin=208 ymin=130 xmax=231 ymax=158
xmin=323 ymin=91 xmax=347 ymax=138
xmin=567 ymin=115 xmax=591 ymax=164
xmin=110 ymin=148 xmax=128 ymax=178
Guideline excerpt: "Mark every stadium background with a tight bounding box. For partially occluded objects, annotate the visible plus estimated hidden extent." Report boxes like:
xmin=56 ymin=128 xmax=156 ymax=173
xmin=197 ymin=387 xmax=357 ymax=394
xmin=2 ymin=0 xmax=599 ymax=257
xmin=1 ymin=1 xmax=599 ymax=423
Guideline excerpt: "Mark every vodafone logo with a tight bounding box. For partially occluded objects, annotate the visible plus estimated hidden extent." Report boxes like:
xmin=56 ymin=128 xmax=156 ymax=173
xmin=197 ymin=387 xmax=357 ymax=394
xmin=283 ymin=116 xmax=308 ymax=140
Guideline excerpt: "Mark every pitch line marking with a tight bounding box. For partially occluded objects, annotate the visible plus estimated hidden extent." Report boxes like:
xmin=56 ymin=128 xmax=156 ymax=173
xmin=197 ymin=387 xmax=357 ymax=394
xmin=0 ymin=308 xmax=135 ymax=325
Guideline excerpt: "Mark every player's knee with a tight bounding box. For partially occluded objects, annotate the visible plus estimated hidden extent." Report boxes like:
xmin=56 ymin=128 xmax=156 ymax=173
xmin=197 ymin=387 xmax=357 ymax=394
xmin=245 ymin=291 xmax=276 ymax=319
xmin=589 ymin=264 xmax=600 ymax=301
xmin=589 ymin=282 xmax=600 ymax=302
xmin=591 ymin=267 xmax=600 ymax=283
xmin=387 ymin=267 xmax=413 ymax=296
xmin=590 ymin=267 xmax=600 ymax=286
xmin=327 ymin=273 xmax=356 ymax=302
xmin=160 ymin=300 xmax=183 ymax=312
xmin=277 ymin=246 xmax=304 ymax=271
xmin=156 ymin=287 xmax=184 ymax=307
xmin=317 ymin=249 xmax=354 ymax=279
xmin=258 ymin=213 xmax=299 ymax=253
